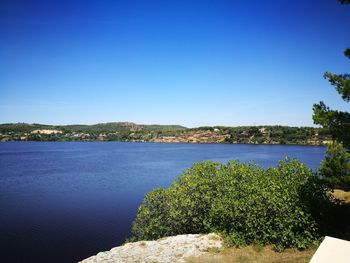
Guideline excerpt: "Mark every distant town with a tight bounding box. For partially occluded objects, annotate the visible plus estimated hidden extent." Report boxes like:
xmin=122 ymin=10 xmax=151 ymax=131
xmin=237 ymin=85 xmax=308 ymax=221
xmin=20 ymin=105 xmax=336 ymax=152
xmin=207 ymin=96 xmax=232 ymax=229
xmin=0 ymin=122 xmax=331 ymax=145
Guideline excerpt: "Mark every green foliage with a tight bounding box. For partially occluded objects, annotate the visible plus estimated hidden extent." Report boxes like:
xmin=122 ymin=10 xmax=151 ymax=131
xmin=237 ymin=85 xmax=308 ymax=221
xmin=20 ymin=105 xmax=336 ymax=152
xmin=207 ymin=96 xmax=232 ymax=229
xmin=224 ymin=125 xmax=328 ymax=145
xmin=313 ymin=102 xmax=350 ymax=148
xmin=313 ymin=1 xmax=350 ymax=148
xmin=130 ymin=159 xmax=332 ymax=249
xmin=0 ymin=123 xmax=330 ymax=144
xmin=323 ymin=72 xmax=350 ymax=102
xmin=319 ymin=141 xmax=350 ymax=189
xmin=344 ymin=48 xmax=350 ymax=59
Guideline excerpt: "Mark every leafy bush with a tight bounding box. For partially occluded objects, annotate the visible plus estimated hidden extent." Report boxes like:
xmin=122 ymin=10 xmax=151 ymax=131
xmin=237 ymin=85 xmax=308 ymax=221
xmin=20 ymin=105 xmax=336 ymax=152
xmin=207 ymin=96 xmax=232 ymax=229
xmin=319 ymin=141 xmax=350 ymax=189
xmin=130 ymin=159 xmax=333 ymax=249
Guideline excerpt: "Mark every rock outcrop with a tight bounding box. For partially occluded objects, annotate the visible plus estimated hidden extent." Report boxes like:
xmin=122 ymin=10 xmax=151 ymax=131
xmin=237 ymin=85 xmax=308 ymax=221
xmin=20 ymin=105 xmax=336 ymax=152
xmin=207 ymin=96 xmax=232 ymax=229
xmin=79 ymin=233 xmax=223 ymax=263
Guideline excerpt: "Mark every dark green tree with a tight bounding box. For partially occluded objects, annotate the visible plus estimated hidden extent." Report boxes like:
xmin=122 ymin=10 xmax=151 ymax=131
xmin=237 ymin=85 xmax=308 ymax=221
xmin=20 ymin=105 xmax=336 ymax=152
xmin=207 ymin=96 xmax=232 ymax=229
xmin=312 ymin=0 xmax=350 ymax=148
xmin=319 ymin=141 xmax=350 ymax=189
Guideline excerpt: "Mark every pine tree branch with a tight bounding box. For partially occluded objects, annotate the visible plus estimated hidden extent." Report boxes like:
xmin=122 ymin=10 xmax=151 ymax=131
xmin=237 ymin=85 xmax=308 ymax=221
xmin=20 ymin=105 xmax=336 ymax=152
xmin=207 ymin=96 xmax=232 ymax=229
xmin=344 ymin=48 xmax=350 ymax=59
xmin=324 ymin=72 xmax=350 ymax=102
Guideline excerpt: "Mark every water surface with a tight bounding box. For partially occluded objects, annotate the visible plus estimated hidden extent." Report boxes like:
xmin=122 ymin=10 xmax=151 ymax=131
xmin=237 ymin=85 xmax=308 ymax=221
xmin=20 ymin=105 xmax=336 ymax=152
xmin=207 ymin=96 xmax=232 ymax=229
xmin=0 ymin=142 xmax=325 ymax=262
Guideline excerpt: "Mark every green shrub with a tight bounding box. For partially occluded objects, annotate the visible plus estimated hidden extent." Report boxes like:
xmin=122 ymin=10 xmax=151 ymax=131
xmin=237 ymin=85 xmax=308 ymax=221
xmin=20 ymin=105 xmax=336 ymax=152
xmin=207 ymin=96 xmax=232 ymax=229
xmin=319 ymin=141 xmax=350 ymax=189
xmin=130 ymin=159 xmax=332 ymax=249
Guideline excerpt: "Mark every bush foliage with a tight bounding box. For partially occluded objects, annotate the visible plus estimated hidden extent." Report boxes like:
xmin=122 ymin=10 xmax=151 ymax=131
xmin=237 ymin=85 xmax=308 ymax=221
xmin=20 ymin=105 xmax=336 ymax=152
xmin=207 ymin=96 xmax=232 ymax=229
xmin=130 ymin=159 xmax=334 ymax=249
xmin=319 ymin=141 xmax=350 ymax=189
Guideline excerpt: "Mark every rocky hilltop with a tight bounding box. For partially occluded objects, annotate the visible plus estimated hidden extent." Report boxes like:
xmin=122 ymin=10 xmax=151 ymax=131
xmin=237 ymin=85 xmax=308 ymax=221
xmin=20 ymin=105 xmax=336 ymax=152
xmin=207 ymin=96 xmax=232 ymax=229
xmin=79 ymin=233 xmax=223 ymax=263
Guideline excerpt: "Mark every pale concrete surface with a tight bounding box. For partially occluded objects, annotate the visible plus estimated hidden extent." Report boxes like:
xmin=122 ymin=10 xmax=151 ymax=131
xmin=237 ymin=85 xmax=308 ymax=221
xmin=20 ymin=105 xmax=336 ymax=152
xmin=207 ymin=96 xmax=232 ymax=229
xmin=310 ymin=236 xmax=350 ymax=263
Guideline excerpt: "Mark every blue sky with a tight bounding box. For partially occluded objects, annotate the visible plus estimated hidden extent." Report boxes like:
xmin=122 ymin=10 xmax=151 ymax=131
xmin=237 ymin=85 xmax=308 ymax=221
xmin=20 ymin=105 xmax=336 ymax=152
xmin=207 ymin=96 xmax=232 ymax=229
xmin=1 ymin=0 xmax=349 ymax=127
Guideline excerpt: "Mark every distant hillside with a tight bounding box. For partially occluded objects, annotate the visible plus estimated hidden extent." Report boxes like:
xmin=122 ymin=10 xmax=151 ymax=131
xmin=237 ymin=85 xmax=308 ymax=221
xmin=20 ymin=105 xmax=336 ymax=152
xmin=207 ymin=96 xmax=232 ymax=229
xmin=0 ymin=122 xmax=331 ymax=145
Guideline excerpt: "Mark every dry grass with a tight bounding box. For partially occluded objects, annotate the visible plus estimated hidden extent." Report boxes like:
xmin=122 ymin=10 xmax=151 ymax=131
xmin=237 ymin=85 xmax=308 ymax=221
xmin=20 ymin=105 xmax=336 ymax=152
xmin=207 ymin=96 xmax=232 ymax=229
xmin=186 ymin=245 xmax=316 ymax=263
xmin=332 ymin=189 xmax=350 ymax=203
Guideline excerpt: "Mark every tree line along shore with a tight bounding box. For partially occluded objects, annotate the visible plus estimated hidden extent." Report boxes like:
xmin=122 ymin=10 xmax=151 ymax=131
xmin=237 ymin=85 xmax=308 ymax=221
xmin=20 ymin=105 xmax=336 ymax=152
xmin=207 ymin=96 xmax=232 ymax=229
xmin=0 ymin=122 xmax=331 ymax=145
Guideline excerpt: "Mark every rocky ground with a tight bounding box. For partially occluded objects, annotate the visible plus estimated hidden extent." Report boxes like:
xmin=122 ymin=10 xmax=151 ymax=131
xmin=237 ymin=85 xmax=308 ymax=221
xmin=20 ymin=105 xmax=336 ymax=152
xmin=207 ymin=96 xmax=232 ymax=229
xmin=79 ymin=233 xmax=223 ymax=263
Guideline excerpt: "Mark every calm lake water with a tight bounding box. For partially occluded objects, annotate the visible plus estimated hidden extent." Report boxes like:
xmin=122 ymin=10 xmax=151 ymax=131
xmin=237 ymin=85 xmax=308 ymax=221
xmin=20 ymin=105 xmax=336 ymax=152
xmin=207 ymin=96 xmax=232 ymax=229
xmin=0 ymin=142 xmax=325 ymax=262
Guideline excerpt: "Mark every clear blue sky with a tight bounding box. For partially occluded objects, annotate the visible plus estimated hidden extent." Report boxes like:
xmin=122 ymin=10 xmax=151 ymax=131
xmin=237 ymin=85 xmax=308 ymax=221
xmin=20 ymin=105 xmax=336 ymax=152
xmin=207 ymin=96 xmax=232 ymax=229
xmin=1 ymin=0 xmax=349 ymax=127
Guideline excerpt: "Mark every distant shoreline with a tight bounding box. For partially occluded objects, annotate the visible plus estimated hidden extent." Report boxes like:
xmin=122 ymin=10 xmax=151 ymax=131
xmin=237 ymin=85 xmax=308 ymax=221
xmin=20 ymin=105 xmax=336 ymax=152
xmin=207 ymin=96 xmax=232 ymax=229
xmin=0 ymin=122 xmax=331 ymax=146
xmin=0 ymin=140 xmax=327 ymax=147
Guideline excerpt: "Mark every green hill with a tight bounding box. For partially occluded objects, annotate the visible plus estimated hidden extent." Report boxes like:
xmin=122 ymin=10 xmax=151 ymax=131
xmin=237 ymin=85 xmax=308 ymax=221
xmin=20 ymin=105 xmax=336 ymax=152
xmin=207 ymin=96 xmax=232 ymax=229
xmin=0 ymin=122 xmax=331 ymax=145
